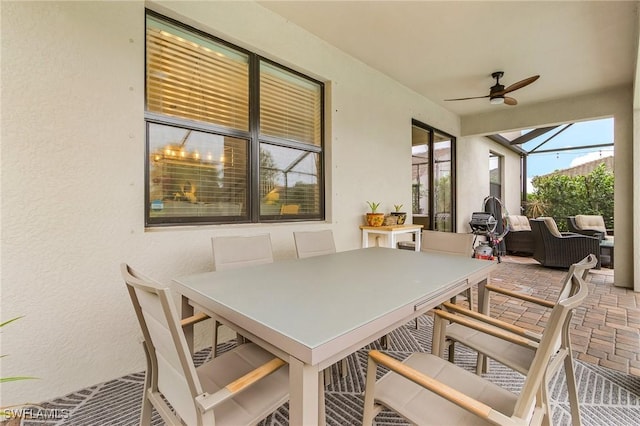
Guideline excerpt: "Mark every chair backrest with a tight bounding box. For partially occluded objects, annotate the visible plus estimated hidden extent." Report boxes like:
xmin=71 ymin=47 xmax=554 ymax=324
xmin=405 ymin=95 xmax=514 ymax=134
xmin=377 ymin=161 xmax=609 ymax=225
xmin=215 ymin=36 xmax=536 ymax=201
xmin=558 ymin=253 xmax=597 ymax=300
xmin=421 ymin=230 xmax=474 ymax=257
xmin=280 ymin=204 xmax=300 ymax=215
xmin=538 ymin=216 xmax=562 ymax=237
xmin=512 ymin=267 xmax=589 ymax=419
xmin=293 ymin=230 xmax=336 ymax=259
xmin=121 ymin=264 xmax=203 ymax=426
xmin=575 ymin=215 xmax=607 ymax=233
xmin=507 ymin=215 xmax=531 ymax=232
xmin=211 ymin=234 xmax=274 ymax=271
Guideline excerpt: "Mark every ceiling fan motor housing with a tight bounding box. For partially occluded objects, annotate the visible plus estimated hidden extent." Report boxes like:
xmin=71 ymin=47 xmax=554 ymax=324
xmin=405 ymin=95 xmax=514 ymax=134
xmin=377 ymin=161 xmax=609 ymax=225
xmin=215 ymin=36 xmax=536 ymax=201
xmin=490 ymin=84 xmax=504 ymax=95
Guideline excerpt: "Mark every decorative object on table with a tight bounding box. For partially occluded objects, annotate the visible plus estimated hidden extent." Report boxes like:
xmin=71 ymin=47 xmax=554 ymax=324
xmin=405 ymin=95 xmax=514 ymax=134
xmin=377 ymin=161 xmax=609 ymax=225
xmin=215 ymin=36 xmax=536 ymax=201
xmin=365 ymin=201 xmax=384 ymax=227
xmin=383 ymin=214 xmax=398 ymax=226
xmin=390 ymin=204 xmax=407 ymax=225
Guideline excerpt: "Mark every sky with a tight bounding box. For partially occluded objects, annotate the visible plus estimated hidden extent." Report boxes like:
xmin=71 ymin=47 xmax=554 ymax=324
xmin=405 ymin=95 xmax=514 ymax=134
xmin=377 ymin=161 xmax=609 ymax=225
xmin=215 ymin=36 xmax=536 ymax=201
xmin=518 ymin=118 xmax=614 ymax=193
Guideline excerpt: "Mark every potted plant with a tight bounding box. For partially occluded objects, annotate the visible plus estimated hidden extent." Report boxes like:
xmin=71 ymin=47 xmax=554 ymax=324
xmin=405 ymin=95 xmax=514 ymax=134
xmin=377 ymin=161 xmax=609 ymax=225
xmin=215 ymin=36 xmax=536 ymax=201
xmin=390 ymin=204 xmax=407 ymax=225
xmin=365 ymin=201 xmax=384 ymax=227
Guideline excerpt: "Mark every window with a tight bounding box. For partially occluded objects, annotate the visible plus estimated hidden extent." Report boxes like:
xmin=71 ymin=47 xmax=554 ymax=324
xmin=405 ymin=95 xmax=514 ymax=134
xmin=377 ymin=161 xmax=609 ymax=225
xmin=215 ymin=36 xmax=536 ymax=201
xmin=145 ymin=12 xmax=324 ymax=226
xmin=411 ymin=120 xmax=456 ymax=232
xmin=489 ymin=152 xmax=502 ymax=199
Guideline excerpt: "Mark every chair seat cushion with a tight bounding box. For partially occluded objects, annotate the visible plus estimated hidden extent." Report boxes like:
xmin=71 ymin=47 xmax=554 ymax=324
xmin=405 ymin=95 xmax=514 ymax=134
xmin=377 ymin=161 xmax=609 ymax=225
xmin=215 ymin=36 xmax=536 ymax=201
xmin=446 ymin=323 xmax=536 ymax=375
xmin=197 ymin=343 xmax=289 ymax=426
xmin=374 ymin=353 xmax=517 ymax=425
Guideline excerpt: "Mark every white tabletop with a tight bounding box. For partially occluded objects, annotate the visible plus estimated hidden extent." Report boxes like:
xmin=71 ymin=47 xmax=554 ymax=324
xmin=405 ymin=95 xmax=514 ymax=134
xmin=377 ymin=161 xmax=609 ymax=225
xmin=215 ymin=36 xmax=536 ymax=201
xmin=173 ymin=247 xmax=495 ymax=364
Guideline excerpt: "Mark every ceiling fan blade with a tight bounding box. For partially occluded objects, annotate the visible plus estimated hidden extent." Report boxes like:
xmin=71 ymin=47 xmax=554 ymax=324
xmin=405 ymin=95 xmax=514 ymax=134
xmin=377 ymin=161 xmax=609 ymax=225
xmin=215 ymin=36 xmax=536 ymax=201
xmin=504 ymin=96 xmax=518 ymax=106
xmin=498 ymin=75 xmax=540 ymax=95
xmin=444 ymin=95 xmax=490 ymax=101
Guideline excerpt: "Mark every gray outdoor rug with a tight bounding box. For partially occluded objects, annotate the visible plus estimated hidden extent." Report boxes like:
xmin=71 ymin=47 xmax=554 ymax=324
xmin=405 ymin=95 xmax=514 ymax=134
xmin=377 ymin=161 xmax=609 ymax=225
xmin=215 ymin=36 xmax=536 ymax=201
xmin=23 ymin=316 xmax=640 ymax=425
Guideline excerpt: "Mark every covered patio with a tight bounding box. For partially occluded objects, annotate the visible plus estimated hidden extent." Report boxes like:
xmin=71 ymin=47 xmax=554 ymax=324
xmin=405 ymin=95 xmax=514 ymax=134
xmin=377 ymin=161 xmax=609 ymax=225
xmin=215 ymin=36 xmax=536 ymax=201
xmin=18 ymin=257 xmax=640 ymax=425
xmin=2 ymin=1 xmax=639 ymax=423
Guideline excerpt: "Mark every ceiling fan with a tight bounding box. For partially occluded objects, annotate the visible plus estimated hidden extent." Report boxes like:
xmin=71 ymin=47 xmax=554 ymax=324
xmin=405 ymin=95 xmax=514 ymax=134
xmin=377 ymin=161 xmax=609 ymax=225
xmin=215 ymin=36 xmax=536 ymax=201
xmin=445 ymin=71 xmax=540 ymax=106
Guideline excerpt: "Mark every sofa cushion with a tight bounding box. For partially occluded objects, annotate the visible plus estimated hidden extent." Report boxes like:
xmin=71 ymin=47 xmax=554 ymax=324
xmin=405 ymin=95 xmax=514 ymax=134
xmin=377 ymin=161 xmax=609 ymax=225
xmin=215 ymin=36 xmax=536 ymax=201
xmin=575 ymin=215 xmax=607 ymax=233
xmin=540 ymin=217 xmax=562 ymax=237
xmin=508 ymin=215 xmax=531 ymax=232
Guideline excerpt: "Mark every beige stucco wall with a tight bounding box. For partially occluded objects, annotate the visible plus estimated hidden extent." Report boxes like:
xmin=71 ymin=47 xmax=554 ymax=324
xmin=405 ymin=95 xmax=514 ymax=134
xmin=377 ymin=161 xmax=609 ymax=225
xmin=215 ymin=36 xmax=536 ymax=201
xmin=634 ymin=10 xmax=640 ymax=294
xmin=456 ymin=135 xmax=522 ymax=232
xmin=462 ymin=86 xmax=636 ymax=290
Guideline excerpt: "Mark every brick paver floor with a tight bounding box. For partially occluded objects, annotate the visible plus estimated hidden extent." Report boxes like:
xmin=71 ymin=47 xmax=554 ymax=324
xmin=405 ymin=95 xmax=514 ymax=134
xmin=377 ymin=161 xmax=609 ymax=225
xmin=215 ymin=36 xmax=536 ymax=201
xmin=484 ymin=256 xmax=640 ymax=377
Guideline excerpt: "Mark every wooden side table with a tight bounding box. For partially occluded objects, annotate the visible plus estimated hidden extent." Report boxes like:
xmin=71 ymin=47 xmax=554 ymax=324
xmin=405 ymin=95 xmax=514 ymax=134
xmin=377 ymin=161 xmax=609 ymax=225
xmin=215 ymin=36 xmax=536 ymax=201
xmin=360 ymin=224 xmax=424 ymax=251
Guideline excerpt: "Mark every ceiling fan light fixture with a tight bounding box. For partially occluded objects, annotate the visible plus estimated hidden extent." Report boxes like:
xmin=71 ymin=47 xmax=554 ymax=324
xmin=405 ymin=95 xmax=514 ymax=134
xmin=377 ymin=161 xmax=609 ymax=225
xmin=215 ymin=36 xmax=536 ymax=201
xmin=490 ymin=96 xmax=505 ymax=105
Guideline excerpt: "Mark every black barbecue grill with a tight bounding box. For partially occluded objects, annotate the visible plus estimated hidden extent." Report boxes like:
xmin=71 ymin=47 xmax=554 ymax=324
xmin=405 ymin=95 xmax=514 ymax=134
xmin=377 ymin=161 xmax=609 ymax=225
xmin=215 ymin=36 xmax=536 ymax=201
xmin=469 ymin=196 xmax=509 ymax=262
xmin=469 ymin=212 xmax=497 ymax=234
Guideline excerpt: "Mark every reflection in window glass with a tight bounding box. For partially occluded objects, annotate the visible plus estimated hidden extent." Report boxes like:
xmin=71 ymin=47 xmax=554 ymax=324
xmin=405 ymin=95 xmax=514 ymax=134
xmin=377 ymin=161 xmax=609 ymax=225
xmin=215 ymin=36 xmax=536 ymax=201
xmin=489 ymin=152 xmax=502 ymax=199
xmin=259 ymin=143 xmax=321 ymax=217
xmin=148 ymin=123 xmax=248 ymax=222
xmin=411 ymin=121 xmax=455 ymax=232
xmin=412 ymin=134 xmax=430 ymax=217
xmin=433 ymin=134 xmax=452 ymax=232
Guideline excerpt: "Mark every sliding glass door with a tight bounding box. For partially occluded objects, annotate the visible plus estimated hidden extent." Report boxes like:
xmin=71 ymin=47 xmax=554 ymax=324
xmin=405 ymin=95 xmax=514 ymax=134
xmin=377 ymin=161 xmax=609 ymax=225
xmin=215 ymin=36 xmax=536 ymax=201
xmin=411 ymin=120 xmax=456 ymax=232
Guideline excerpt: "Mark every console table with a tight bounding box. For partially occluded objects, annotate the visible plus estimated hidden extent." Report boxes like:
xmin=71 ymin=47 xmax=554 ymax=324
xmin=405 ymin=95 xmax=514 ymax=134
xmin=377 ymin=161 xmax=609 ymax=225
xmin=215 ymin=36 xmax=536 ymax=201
xmin=360 ymin=224 xmax=423 ymax=251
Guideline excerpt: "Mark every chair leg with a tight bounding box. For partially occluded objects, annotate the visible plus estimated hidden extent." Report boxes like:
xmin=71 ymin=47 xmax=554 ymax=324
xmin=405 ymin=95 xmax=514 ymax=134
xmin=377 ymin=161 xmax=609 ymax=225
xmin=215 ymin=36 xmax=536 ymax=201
xmin=538 ymin=377 xmax=552 ymax=426
xmin=432 ymin=313 xmax=448 ymax=358
xmin=140 ymin=344 xmax=153 ymax=426
xmin=139 ymin=394 xmax=152 ymax=426
xmin=341 ymin=358 xmax=348 ymax=378
xmin=362 ymin=355 xmax=379 ymax=425
xmin=212 ymin=321 xmax=220 ymax=358
xmin=380 ymin=334 xmax=389 ymax=349
xmin=564 ymin=353 xmax=582 ymax=426
xmin=475 ymin=352 xmax=488 ymax=375
xmin=448 ymin=341 xmax=456 ymax=363
xmin=466 ymin=287 xmax=475 ymax=311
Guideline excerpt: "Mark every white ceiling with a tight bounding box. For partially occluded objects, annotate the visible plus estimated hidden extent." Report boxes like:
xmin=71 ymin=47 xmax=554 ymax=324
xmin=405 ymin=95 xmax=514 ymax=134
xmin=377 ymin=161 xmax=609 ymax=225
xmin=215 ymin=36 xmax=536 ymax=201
xmin=259 ymin=1 xmax=638 ymax=117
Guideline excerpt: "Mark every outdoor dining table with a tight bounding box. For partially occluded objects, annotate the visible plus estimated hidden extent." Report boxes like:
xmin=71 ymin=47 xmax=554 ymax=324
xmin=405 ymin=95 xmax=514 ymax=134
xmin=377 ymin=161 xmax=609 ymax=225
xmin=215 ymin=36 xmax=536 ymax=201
xmin=173 ymin=247 xmax=496 ymax=425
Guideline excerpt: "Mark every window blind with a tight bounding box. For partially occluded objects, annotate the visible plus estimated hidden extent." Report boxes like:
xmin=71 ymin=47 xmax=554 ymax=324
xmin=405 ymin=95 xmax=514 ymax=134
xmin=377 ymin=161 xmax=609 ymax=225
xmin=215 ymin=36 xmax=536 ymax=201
xmin=146 ymin=16 xmax=249 ymax=131
xmin=260 ymin=62 xmax=321 ymax=146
